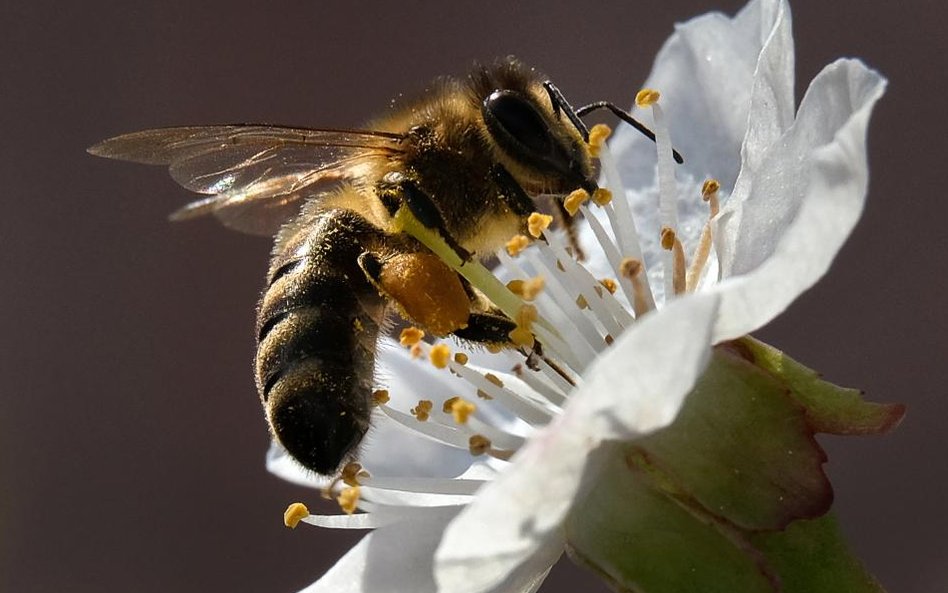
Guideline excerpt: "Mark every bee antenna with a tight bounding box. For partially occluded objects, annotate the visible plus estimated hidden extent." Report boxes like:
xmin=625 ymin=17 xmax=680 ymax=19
xmin=576 ymin=101 xmax=684 ymax=164
xmin=542 ymin=81 xmax=591 ymax=142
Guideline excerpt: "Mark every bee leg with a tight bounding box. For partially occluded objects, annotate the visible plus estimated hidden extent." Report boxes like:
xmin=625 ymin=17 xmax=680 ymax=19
xmin=453 ymin=313 xmax=547 ymax=372
xmin=377 ymin=173 xmax=473 ymax=261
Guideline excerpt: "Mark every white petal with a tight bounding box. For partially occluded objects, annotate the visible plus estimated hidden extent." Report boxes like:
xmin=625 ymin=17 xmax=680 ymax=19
xmin=712 ymin=60 xmax=887 ymax=341
xmin=736 ymin=0 xmax=795 ymax=178
xmin=299 ymin=508 xmax=555 ymax=593
xmin=611 ymin=0 xmax=790 ymax=192
xmin=435 ymin=293 xmax=720 ymax=593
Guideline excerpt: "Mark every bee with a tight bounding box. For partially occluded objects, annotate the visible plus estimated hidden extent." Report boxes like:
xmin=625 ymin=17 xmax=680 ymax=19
xmin=90 ymin=58 xmax=674 ymax=475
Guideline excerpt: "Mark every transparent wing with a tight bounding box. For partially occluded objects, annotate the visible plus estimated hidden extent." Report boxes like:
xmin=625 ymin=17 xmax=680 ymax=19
xmin=89 ymin=125 xmax=405 ymax=235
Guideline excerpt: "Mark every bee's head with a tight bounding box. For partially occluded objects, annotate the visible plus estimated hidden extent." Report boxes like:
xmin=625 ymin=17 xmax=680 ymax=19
xmin=471 ymin=59 xmax=598 ymax=196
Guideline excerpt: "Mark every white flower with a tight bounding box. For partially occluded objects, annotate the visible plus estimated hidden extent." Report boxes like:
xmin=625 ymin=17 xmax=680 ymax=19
xmin=272 ymin=1 xmax=887 ymax=591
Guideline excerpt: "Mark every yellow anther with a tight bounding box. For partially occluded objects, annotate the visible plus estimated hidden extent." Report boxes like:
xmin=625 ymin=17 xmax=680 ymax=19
xmin=340 ymin=462 xmax=368 ymax=487
xmin=587 ymin=123 xmax=612 ymax=157
xmin=635 ymin=88 xmax=661 ymax=107
xmin=486 ymin=343 xmax=504 ymax=354
xmin=660 ymin=226 xmax=677 ymax=251
xmin=563 ymin=188 xmax=590 ymax=216
xmin=411 ymin=399 xmax=433 ymax=421
xmin=469 ymin=434 xmax=492 ymax=456
xmin=506 ymin=279 xmax=525 ymax=296
xmin=283 ymin=502 xmax=310 ymax=529
xmin=505 ymin=234 xmax=531 ymax=256
xmin=702 ymin=178 xmax=721 ymax=199
xmin=527 ymin=212 xmax=554 ymax=238
xmin=371 ymin=389 xmax=390 ymax=406
xmin=337 ymin=486 xmax=360 ymax=515
xmin=485 ymin=373 xmax=504 ymax=388
xmin=448 ymin=397 xmax=476 ymax=424
xmin=508 ymin=326 xmax=534 ymax=347
xmin=352 ymin=318 xmax=364 ymax=332
xmin=399 ymin=327 xmax=424 ymax=347
xmin=476 ymin=389 xmax=494 ymax=400
xmin=410 ymin=343 xmax=423 ymax=359
xmin=442 ymin=396 xmax=460 ymax=414
xmin=620 ymin=257 xmax=643 ymax=278
xmin=575 ymin=294 xmax=589 ymax=309
xmin=508 ymin=304 xmax=538 ymax=347
xmin=520 ymin=276 xmax=545 ymax=301
xmin=604 ymin=334 xmax=615 ymax=345
xmin=591 ymin=188 xmax=613 ymax=206
xmin=429 ymin=343 xmax=451 ymax=369
xmin=599 ymin=278 xmax=618 ymax=294
xmin=454 ymin=352 xmax=469 ymax=365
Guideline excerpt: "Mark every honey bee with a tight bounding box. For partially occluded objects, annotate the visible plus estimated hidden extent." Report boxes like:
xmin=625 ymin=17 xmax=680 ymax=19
xmin=90 ymin=58 xmax=674 ymax=475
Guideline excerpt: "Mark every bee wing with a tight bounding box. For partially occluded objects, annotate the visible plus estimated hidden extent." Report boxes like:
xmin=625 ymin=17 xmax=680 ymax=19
xmin=89 ymin=125 xmax=405 ymax=235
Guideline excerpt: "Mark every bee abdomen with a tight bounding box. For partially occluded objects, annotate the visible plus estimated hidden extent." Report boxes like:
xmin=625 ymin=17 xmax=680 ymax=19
xmin=256 ymin=209 xmax=386 ymax=474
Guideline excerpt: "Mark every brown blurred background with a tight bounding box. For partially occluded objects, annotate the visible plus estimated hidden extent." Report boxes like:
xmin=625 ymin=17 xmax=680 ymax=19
xmin=2 ymin=1 xmax=945 ymax=592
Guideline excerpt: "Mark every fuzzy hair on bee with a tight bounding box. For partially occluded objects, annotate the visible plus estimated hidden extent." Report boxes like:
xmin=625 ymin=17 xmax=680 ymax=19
xmin=90 ymin=57 xmax=665 ymax=475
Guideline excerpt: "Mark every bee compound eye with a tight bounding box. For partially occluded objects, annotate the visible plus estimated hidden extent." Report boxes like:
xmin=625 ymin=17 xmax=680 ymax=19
xmin=483 ymin=90 xmax=555 ymax=158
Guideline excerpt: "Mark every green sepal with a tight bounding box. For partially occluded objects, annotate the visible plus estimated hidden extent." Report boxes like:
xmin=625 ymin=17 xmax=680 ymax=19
xmin=566 ymin=341 xmax=903 ymax=593
xmin=737 ymin=337 xmax=905 ymax=435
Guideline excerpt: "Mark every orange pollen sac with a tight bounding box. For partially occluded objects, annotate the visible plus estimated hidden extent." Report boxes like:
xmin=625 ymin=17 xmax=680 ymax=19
xmin=620 ymin=257 xmax=643 ymax=278
xmin=599 ymin=278 xmax=619 ymax=294
xmin=508 ymin=304 xmax=538 ymax=347
xmin=469 ymin=434 xmax=492 ymax=456
xmin=410 ymin=343 xmax=424 ymax=359
xmin=399 ymin=327 xmax=425 ymax=347
xmin=381 ymin=253 xmax=470 ymax=336
xmin=448 ymin=397 xmax=476 ymax=424
xmin=411 ymin=400 xmax=434 ymax=421
xmin=485 ymin=373 xmax=504 ymax=388
xmin=660 ymin=226 xmax=677 ymax=251
xmin=371 ymin=389 xmax=390 ymax=406
xmin=429 ymin=343 xmax=451 ymax=368
xmin=587 ymin=123 xmax=612 ymax=157
xmin=591 ymin=188 xmax=613 ymax=206
xmin=453 ymin=352 xmax=469 ymax=365
xmin=563 ymin=188 xmax=590 ymax=216
xmin=635 ymin=88 xmax=661 ymax=107
xmin=506 ymin=234 xmax=531 ymax=256
xmin=702 ymin=178 xmax=721 ymax=198
xmin=476 ymin=389 xmax=494 ymax=400
xmin=283 ymin=502 xmax=310 ymax=529
xmin=527 ymin=212 xmax=554 ymax=238
xmin=521 ymin=276 xmax=545 ymax=301
xmin=340 ymin=462 xmax=368 ymax=487
xmin=506 ymin=279 xmax=525 ymax=296
xmin=337 ymin=487 xmax=361 ymax=515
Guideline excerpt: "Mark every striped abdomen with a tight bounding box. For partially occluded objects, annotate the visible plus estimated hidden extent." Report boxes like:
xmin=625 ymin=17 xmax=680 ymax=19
xmin=255 ymin=209 xmax=386 ymax=474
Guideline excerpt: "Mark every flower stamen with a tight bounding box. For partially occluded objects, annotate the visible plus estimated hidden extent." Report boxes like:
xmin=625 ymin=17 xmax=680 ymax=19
xmin=620 ymin=257 xmax=652 ymax=317
xmin=337 ymin=487 xmax=361 ymax=515
xmin=660 ymin=227 xmax=687 ymax=295
xmin=687 ymin=179 xmax=721 ymax=291
xmin=429 ymin=343 xmax=451 ymax=369
xmin=587 ymin=123 xmax=612 ymax=157
xmin=283 ymin=502 xmax=310 ymax=528
xmin=563 ymin=189 xmax=590 ymax=216
xmin=410 ymin=399 xmax=434 ymax=421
